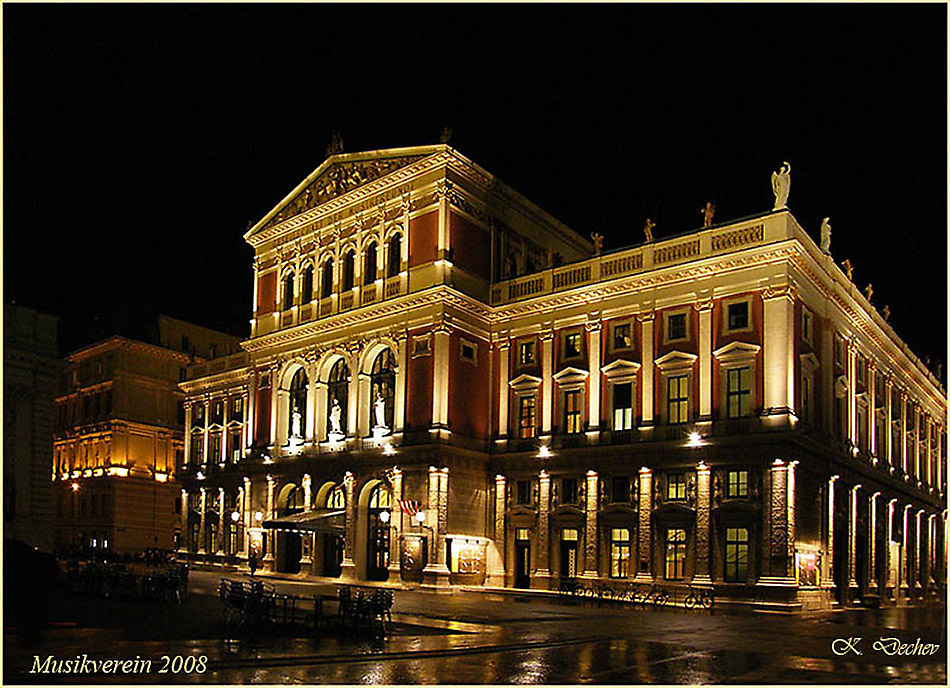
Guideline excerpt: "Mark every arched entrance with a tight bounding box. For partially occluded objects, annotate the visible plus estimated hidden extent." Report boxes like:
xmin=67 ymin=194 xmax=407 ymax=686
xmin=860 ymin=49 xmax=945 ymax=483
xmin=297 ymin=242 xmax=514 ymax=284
xmin=276 ymin=483 xmax=305 ymax=574
xmin=364 ymin=482 xmax=392 ymax=581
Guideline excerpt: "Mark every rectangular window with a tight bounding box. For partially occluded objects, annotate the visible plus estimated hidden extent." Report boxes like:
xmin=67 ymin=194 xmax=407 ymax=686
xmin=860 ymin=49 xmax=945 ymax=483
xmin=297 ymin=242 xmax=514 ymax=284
xmin=561 ymin=478 xmax=578 ymax=504
xmin=209 ymin=434 xmax=221 ymax=462
xmin=610 ymin=528 xmax=631 ymax=578
xmin=857 ymin=406 xmax=869 ymax=453
xmin=516 ymin=528 xmax=530 ymax=541
xmin=726 ymin=470 xmax=749 ymax=498
xmin=518 ymin=395 xmax=537 ymax=439
xmin=230 ymin=397 xmax=243 ymax=422
xmin=834 ymin=336 xmax=843 ymax=367
xmin=564 ymin=390 xmax=582 ymax=434
xmin=190 ymin=435 xmax=204 ymax=464
xmin=802 ymin=309 xmax=812 ymax=343
xmin=727 ymin=301 xmax=749 ymax=331
xmin=667 ymin=473 xmax=686 ymax=501
xmin=726 ymin=367 xmax=752 ymax=418
xmin=613 ymin=382 xmax=633 ymax=431
xmin=665 ymin=528 xmax=687 ymax=580
xmin=230 ymin=430 xmax=242 ymax=462
xmin=667 ymin=313 xmax=687 ymax=341
xmin=212 ymin=401 xmax=224 ymax=425
xmin=725 ymin=527 xmax=749 ymax=582
xmin=612 ymin=476 xmax=630 ymax=503
xmin=563 ymin=332 xmax=582 ymax=359
xmin=516 ymin=480 xmax=532 ymax=505
xmin=667 ymin=375 xmax=689 ymax=424
xmin=460 ymin=339 xmax=477 ymax=363
xmin=519 ymin=341 xmax=536 ymax=366
xmin=613 ymin=323 xmax=632 ymax=350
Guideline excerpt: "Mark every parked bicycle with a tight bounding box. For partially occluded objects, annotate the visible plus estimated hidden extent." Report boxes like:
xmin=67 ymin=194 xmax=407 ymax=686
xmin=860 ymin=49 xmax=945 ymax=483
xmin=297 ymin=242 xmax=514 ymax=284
xmin=683 ymin=585 xmax=714 ymax=610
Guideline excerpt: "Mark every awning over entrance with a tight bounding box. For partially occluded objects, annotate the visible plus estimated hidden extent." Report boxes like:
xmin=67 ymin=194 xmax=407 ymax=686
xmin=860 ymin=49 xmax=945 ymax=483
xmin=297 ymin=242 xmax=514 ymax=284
xmin=261 ymin=509 xmax=345 ymax=534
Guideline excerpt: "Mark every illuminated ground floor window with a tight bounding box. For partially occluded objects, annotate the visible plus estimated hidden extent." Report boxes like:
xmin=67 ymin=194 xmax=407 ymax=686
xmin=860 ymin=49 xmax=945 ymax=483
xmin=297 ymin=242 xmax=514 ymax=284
xmin=665 ymin=527 xmax=686 ymax=580
xmin=610 ymin=528 xmax=630 ymax=578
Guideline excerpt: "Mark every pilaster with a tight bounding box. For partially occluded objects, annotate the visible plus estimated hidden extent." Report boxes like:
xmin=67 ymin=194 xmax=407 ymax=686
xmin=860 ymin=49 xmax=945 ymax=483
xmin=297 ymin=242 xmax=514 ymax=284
xmin=341 ymin=472 xmax=356 ymax=580
xmin=693 ymin=462 xmax=712 ymax=584
xmin=498 ymin=339 xmax=510 ymax=438
xmin=638 ymin=313 xmax=655 ymax=425
xmin=388 ymin=468 xmax=403 ymax=577
xmin=540 ymin=330 xmax=554 ymax=436
xmin=198 ymin=487 xmax=207 ymax=554
xmin=536 ymin=471 xmax=552 ymax=586
xmin=264 ymin=476 xmax=275 ymax=569
xmin=634 ymin=468 xmax=653 ymax=583
xmin=847 ymin=484 xmax=861 ymax=600
xmin=586 ymin=320 xmax=602 ymax=433
xmin=696 ymin=300 xmax=713 ymax=420
xmin=431 ymin=327 xmax=451 ymax=429
xmin=583 ymin=471 xmax=599 ymax=578
xmin=761 ymin=285 xmax=795 ymax=422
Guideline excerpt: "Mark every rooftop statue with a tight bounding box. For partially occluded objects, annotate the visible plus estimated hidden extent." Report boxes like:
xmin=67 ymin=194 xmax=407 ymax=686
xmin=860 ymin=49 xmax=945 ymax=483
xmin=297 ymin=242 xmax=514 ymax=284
xmin=771 ymin=161 xmax=791 ymax=210
xmin=701 ymin=202 xmax=716 ymax=228
xmin=864 ymin=283 xmax=873 ymax=301
xmin=591 ymin=232 xmax=605 ymax=255
xmin=820 ymin=217 xmax=832 ymax=254
xmin=643 ymin=218 xmax=655 ymax=243
xmin=841 ymin=258 xmax=853 ymax=281
xmin=882 ymin=304 xmax=891 ymax=322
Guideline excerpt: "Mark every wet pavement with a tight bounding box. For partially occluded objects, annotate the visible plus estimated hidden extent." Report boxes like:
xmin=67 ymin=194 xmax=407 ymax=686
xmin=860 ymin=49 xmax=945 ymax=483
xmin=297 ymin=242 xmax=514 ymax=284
xmin=4 ymin=570 xmax=946 ymax=684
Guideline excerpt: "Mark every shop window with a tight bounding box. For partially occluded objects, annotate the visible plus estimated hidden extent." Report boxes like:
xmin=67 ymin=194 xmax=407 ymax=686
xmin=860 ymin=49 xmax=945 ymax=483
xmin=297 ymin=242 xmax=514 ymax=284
xmin=518 ymin=395 xmax=537 ymax=439
xmin=563 ymin=332 xmax=582 ymax=359
xmin=665 ymin=528 xmax=687 ymax=580
xmin=563 ymin=390 xmax=582 ymax=434
xmin=612 ymin=382 xmax=633 ymax=430
xmin=726 ymin=367 xmax=752 ymax=418
xmin=667 ymin=473 xmax=686 ymax=501
xmin=613 ymin=322 xmax=632 ymax=350
xmin=610 ymin=528 xmax=631 ymax=578
xmin=725 ymin=527 xmax=749 ymax=582
xmin=726 ymin=470 xmax=748 ymax=498
xmin=667 ymin=375 xmax=689 ymax=424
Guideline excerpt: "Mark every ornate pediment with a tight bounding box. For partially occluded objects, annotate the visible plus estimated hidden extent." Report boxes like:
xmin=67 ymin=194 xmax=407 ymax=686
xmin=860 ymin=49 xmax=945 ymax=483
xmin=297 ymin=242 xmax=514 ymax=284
xmin=255 ymin=152 xmax=431 ymax=234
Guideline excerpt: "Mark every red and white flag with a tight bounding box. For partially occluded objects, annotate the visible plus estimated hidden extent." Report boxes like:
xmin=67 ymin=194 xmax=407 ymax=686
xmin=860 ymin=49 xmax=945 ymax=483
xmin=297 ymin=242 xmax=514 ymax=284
xmin=398 ymin=499 xmax=420 ymax=516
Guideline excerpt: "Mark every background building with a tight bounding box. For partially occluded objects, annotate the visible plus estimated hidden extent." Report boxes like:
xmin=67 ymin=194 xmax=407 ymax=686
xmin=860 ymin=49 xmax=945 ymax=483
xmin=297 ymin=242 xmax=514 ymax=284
xmin=179 ymin=145 xmax=946 ymax=611
xmin=4 ymin=304 xmax=60 ymax=552
xmin=53 ymin=316 xmax=241 ymax=553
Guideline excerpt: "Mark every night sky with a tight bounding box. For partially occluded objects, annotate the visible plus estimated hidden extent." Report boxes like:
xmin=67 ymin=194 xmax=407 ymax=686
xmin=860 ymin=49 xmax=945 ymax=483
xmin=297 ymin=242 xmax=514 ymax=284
xmin=4 ymin=5 xmax=947 ymax=373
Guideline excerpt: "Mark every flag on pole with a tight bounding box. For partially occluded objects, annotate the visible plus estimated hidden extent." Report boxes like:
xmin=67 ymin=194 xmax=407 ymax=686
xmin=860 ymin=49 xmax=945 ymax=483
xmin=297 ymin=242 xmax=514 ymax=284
xmin=398 ymin=499 xmax=420 ymax=516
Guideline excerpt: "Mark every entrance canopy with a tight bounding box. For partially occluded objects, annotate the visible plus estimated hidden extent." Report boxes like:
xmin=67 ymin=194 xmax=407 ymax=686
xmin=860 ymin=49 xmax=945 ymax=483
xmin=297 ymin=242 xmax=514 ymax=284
xmin=262 ymin=509 xmax=345 ymax=534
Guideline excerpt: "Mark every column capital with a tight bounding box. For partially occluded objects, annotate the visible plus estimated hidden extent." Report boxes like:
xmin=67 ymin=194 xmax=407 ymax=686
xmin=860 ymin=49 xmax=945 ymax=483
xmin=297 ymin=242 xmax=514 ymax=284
xmin=693 ymin=298 xmax=714 ymax=312
xmin=636 ymin=310 xmax=655 ymax=323
xmin=584 ymin=320 xmax=602 ymax=333
xmin=539 ymin=329 xmax=555 ymax=342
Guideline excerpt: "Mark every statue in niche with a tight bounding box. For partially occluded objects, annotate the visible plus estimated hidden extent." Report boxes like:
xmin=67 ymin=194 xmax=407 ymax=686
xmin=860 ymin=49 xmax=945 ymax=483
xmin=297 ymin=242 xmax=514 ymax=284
xmin=882 ymin=304 xmax=891 ymax=322
xmin=864 ymin=283 xmax=874 ymax=302
xmin=643 ymin=218 xmax=655 ymax=243
xmin=291 ymin=404 xmax=302 ymax=439
xmin=701 ymin=202 xmax=716 ymax=228
xmin=329 ymin=397 xmax=343 ymax=435
xmin=591 ymin=232 xmax=605 ymax=255
xmin=374 ymin=392 xmax=388 ymax=430
xmin=771 ymin=161 xmax=792 ymax=210
xmin=820 ymin=217 xmax=832 ymax=254
xmin=841 ymin=259 xmax=853 ymax=281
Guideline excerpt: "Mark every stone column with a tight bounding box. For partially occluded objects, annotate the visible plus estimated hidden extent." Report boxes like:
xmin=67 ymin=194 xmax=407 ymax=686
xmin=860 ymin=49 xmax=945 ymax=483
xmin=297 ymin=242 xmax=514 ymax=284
xmin=437 ymin=468 xmax=449 ymax=568
xmin=884 ymin=378 xmax=893 ymax=468
xmin=341 ymin=472 xmax=356 ymax=579
xmin=693 ymin=462 xmax=712 ymax=584
xmin=198 ymin=487 xmax=207 ymax=554
xmin=900 ymin=395 xmax=909 ymax=475
xmin=388 ymin=468 xmax=403 ymax=577
xmin=301 ymin=474 xmax=313 ymax=568
xmin=183 ymin=403 xmax=193 ymax=468
xmin=900 ymin=504 xmax=911 ymax=599
xmin=245 ymin=373 xmax=256 ymax=450
xmin=928 ymin=513 xmax=937 ymax=590
xmin=314 ymin=381 xmax=328 ymax=443
xmin=696 ymin=301 xmax=713 ymax=420
xmin=394 ymin=334 xmax=407 ymax=433
xmin=180 ymin=490 xmax=190 ymax=553
xmin=764 ymin=460 xmax=793 ymax=581
xmin=586 ymin=321 xmax=602 ymax=434
xmin=847 ymin=484 xmax=861 ymax=599
xmin=347 ymin=354 xmax=359 ymax=438
xmin=305 ymin=365 xmax=317 ymax=442
xmin=540 ymin=330 xmax=554 ymax=436
xmin=847 ymin=342 xmax=857 ymax=451
xmin=915 ymin=509 xmax=924 ymax=595
xmin=536 ymin=471 xmax=552 ymax=586
xmin=638 ymin=313 xmax=655 ymax=426
xmin=885 ymin=498 xmax=896 ymax=601
xmin=264 ymin=476 xmax=275 ymax=568
xmin=494 ymin=475 xmax=507 ymax=580
xmin=825 ymin=477 xmax=837 ymax=596
xmin=867 ymin=492 xmax=880 ymax=598
xmin=356 ymin=371 xmax=371 ymax=438
xmin=498 ymin=339 xmax=510 ymax=438
xmin=868 ymin=366 xmax=877 ymax=458
xmin=269 ymin=367 xmax=280 ymax=448
xmin=217 ymin=488 xmax=226 ymax=555
xmin=583 ymin=471 xmax=600 ymax=578
xmin=424 ymin=466 xmax=450 ymax=581
xmin=635 ymin=468 xmax=653 ymax=583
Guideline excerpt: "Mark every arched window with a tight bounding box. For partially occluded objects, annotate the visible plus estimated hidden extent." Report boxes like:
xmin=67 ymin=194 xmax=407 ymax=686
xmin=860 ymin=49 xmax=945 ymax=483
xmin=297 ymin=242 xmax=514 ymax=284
xmin=363 ymin=242 xmax=377 ymax=285
xmin=283 ymin=272 xmax=295 ymax=310
xmin=288 ymin=368 xmax=308 ymax=439
xmin=327 ymin=359 xmax=349 ymax=438
xmin=387 ymin=234 xmax=401 ymax=278
xmin=367 ymin=483 xmax=392 ymax=580
xmin=326 ymin=484 xmax=345 ymax=509
xmin=321 ymin=259 xmax=334 ymax=299
xmin=302 ymin=266 xmax=314 ymax=304
xmin=370 ymin=349 xmax=396 ymax=431
xmin=342 ymin=250 xmax=355 ymax=291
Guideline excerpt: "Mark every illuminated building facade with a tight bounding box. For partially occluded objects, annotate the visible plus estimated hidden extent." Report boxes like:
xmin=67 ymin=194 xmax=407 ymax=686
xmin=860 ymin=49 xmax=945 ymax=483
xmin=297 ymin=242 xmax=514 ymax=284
xmin=179 ymin=145 xmax=946 ymax=610
xmin=53 ymin=316 xmax=241 ymax=553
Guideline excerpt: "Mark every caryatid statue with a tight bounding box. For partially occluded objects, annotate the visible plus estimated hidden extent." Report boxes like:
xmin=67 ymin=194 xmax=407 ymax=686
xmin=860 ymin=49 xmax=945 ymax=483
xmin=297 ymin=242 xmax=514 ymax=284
xmin=643 ymin=218 xmax=655 ymax=243
xmin=820 ymin=217 xmax=832 ymax=254
xmin=701 ymin=202 xmax=716 ymax=228
xmin=771 ymin=161 xmax=791 ymax=210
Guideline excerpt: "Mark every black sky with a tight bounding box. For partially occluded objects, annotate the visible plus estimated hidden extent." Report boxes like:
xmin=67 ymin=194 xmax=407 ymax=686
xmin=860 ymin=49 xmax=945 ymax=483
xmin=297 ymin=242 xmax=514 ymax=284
xmin=3 ymin=4 xmax=947 ymax=371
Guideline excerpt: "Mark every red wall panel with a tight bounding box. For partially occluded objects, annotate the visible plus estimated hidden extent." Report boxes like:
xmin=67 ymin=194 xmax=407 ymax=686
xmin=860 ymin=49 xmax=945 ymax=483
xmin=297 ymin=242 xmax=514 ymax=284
xmin=257 ymin=272 xmax=277 ymax=315
xmin=449 ymin=212 xmax=491 ymax=280
xmin=409 ymin=211 xmax=439 ymax=267
xmin=448 ymin=332 xmax=490 ymax=439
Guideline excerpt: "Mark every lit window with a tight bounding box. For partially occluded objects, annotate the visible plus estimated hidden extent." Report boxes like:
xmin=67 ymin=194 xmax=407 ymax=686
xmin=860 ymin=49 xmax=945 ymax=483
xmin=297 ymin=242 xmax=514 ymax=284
xmin=727 ymin=302 xmax=749 ymax=331
xmin=665 ymin=528 xmax=687 ymax=580
xmin=563 ymin=332 xmax=582 ymax=359
xmin=564 ymin=390 xmax=582 ymax=434
xmin=519 ymin=341 xmax=536 ymax=366
xmin=726 ymin=470 xmax=748 ymax=498
xmin=518 ymin=396 xmax=537 ymax=439
xmin=668 ymin=313 xmax=687 ymax=341
xmin=725 ymin=527 xmax=749 ymax=582
xmin=667 ymin=375 xmax=689 ymax=424
xmin=726 ymin=367 xmax=752 ymax=418
xmin=667 ymin=473 xmax=686 ymax=501
xmin=610 ymin=528 xmax=631 ymax=578
xmin=613 ymin=323 xmax=632 ymax=350
xmin=612 ymin=382 xmax=633 ymax=431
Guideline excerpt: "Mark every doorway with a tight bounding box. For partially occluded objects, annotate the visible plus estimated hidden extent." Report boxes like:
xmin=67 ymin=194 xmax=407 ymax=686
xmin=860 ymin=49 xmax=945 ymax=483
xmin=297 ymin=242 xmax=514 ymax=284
xmin=560 ymin=528 xmax=579 ymax=585
xmin=324 ymin=533 xmax=344 ymax=577
xmin=279 ymin=532 xmax=302 ymax=574
xmin=515 ymin=528 xmax=531 ymax=589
